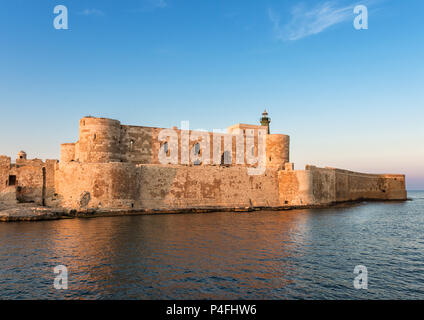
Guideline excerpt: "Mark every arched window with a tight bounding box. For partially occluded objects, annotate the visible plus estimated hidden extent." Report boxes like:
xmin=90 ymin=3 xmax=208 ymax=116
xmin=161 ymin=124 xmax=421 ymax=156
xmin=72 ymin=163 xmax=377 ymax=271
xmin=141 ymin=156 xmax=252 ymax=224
xmin=251 ymin=146 xmax=255 ymax=157
xmin=193 ymin=143 xmax=201 ymax=165
xmin=194 ymin=143 xmax=200 ymax=155
xmin=163 ymin=142 xmax=169 ymax=156
xmin=221 ymin=151 xmax=231 ymax=166
xmin=130 ymin=140 xmax=134 ymax=152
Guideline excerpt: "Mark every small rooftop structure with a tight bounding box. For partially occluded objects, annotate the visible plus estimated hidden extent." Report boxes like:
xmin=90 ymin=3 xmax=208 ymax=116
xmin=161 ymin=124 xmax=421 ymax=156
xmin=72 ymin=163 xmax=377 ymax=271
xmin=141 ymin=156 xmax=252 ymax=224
xmin=17 ymin=151 xmax=27 ymax=160
xmin=260 ymin=109 xmax=271 ymax=134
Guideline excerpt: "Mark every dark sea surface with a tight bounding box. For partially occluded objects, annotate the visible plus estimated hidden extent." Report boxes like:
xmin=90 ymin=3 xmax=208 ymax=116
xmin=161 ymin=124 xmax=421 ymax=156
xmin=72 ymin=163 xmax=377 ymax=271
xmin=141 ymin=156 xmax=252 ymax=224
xmin=0 ymin=191 xmax=423 ymax=300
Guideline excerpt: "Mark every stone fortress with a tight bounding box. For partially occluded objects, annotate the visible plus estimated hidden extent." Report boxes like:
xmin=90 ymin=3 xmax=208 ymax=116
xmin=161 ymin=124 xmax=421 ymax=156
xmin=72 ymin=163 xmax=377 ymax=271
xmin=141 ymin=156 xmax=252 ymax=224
xmin=0 ymin=111 xmax=407 ymax=216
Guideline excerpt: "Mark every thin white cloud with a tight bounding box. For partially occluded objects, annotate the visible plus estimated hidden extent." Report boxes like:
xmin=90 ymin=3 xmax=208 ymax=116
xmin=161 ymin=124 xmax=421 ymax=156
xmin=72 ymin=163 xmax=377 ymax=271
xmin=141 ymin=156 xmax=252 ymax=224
xmin=135 ymin=0 xmax=168 ymax=12
xmin=152 ymin=0 xmax=167 ymax=9
xmin=79 ymin=8 xmax=105 ymax=16
xmin=269 ymin=1 xmax=374 ymax=41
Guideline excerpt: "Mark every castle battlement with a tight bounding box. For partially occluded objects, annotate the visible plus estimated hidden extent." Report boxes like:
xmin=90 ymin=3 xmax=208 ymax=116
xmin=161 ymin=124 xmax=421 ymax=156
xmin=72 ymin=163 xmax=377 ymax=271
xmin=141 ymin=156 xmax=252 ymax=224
xmin=60 ymin=116 xmax=290 ymax=170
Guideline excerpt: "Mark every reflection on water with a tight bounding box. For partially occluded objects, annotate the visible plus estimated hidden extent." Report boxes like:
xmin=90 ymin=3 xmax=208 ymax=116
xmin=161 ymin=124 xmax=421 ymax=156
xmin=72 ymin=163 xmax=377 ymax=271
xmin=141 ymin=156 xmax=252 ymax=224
xmin=1 ymin=191 xmax=424 ymax=299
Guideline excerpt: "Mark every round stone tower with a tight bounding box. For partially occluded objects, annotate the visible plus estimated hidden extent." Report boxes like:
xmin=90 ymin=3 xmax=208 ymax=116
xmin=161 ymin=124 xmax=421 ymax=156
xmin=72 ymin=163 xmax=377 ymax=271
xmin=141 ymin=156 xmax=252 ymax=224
xmin=265 ymin=134 xmax=290 ymax=170
xmin=258 ymin=110 xmax=289 ymax=170
xmin=77 ymin=117 xmax=122 ymax=163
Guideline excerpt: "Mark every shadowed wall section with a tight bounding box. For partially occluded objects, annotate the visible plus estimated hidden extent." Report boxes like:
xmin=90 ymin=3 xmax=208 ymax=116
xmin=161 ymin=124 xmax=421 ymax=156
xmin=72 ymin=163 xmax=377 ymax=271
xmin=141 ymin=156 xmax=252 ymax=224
xmin=279 ymin=166 xmax=407 ymax=206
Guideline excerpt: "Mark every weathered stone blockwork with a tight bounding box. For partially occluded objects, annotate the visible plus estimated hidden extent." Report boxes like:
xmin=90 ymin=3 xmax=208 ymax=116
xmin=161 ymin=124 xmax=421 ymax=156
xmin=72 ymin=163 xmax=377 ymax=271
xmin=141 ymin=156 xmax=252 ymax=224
xmin=278 ymin=165 xmax=407 ymax=206
xmin=56 ymin=163 xmax=281 ymax=210
xmin=62 ymin=117 xmax=290 ymax=169
xmin=56 ymin=162 xmax=140 ymax=209
xmin=0 ymin=155 xmax=57 ymax=206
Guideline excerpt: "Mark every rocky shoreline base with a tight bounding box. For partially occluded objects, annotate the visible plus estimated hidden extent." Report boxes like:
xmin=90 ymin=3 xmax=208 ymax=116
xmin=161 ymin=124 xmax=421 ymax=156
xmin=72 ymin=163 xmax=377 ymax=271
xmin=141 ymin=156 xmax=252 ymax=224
xmin=0 ymin=199 xmax=410 ymax=222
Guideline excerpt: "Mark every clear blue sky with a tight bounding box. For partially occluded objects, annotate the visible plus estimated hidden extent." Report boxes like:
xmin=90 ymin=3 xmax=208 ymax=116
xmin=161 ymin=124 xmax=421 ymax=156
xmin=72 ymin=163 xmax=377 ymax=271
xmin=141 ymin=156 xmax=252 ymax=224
xmin=0 ymin=0 xmax=423 ymax=189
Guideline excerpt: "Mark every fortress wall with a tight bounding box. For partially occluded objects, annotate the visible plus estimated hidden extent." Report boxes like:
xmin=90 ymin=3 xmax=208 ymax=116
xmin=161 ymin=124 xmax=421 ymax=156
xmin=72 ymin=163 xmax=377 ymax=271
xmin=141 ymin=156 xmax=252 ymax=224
xmin=333 ymin=168 xmax=406 ymax=201
xmin=44 ymin=160 xmax=58 ymax=202
xmin=119 ymin=125 xmax=221 ymax=165
xmin=1 ymin=156 xmax=58 ymax=205
xmin=15 ymin=164 xmax=44 ymax=204
xmin=0 ymin=156 xmax=14 ymax=203
xmin=0 ymin=156 xmax=11 ymax=193
xmin=119 ymin=125 xmax=272 ymax=167
xmin=310 ymin=166 xmax=337 ymax=204
xmin=56 ymin=162 xmax=281 ymax=210
xmin=278 ymin=170 xmax=315 ymax=206
xmin=74 ymin=117 xmax=289 ymax=168
xmin=119 ymin=125 xmax=156 ymax=164
xmin=54 ymin=161 xmax=407 ymax=211
xmin=278 ymin=166 xmax=407 ymax=206
xmin=381 ymin=174 xmax=407 ymax=200
xmin=12 ymin=159 xmax=58 ymax=205
xmin=74 ymin=142 xmax=80 ymax=162
xmin=56 ymin=162 xmax=140 ymax=210
xmin=60 ymin=143 xmax=75 ymax=162
xmin=136 ymin=165 xmax=281 ymax=209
